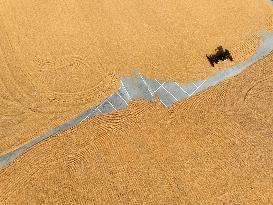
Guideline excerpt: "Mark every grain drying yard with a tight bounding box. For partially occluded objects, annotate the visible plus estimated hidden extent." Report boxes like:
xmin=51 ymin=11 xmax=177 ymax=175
xmin=0 ymin=0 xmax=273 ymax=204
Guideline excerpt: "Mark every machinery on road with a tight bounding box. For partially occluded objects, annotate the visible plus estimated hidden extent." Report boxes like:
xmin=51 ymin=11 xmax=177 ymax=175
xmin=206 ymin=46 xmax=233 ymax=67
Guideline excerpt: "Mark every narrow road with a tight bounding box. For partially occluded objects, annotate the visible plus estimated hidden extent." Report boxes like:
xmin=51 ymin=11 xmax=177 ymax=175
xmin=1 ymin=31 xmax=273 ymax=170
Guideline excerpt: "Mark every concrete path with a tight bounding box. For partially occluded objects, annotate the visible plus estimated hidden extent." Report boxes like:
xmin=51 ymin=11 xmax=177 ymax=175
xmin=1 ymin=31 xmax=273 ymax=171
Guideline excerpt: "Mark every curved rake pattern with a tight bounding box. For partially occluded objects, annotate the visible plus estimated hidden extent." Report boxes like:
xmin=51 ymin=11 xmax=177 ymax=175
xmin=1 ymin=32 xmax=273 ymax=170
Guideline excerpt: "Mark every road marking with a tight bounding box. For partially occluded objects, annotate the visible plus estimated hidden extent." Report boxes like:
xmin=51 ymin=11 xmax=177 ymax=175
xmin=121 ymin=81 xmax=131 ymax=101
xmin=107 ymin=100 xmax=117 ymax=111
xmin=161 ymin=85 xmax=178 ymax=101
xmin=154 ymin=80 xmax=165 ymax=92
xmin=193 ymin=82 xmax=198 ymax=88
xmin=190 ymin=80 xmax=207 ymax=96
xmin=96 ymin=106 xmax=102 ymax=113
xmin=117 ymin=92 xmax=128 ymax=105
xmin=159 ymin=99 xmax=167 ymax=107
xmin=174 ymin=82 xmax=191 ymax=96
xmin=80 ymin=115 xmax=89 ymax=123
xmin=139 ymin=75 xmax=154 ymax=96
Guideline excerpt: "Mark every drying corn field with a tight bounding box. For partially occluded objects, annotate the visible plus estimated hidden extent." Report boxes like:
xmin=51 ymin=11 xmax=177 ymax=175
xmin=0 ymin=0 xmax=273 ymax=204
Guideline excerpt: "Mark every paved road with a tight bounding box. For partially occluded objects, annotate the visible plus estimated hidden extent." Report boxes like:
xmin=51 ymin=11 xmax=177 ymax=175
xmin=1 ymin=31 xmax=273 ymax=170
